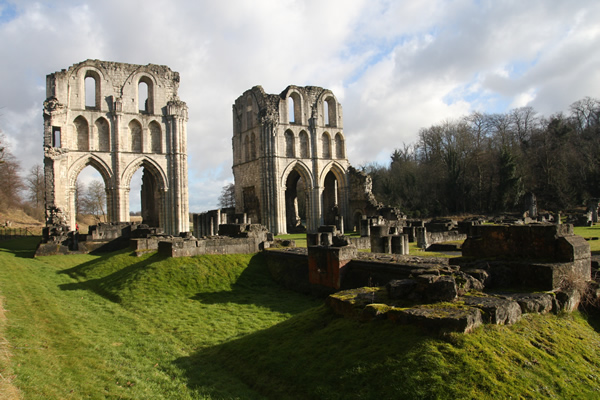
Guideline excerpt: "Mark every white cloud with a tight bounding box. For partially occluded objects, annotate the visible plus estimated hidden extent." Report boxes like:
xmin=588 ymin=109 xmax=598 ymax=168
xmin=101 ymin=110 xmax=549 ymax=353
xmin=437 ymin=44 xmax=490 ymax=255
xmin=1 ymin=0 xmax=599 ymax=212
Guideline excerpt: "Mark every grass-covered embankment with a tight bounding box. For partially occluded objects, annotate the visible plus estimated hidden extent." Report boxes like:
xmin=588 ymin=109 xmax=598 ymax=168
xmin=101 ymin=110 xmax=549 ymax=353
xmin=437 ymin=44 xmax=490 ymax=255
xmin=0 ymin=238 xmax=600 ymax=399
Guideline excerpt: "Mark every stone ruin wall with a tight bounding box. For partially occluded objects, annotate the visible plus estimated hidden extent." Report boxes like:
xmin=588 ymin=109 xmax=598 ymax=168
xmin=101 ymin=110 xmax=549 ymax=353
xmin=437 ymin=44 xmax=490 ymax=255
xmin=231 ymin=85 xmax=350 ymax=235
xmin=43 ymin=59 xmax=189 ymax=236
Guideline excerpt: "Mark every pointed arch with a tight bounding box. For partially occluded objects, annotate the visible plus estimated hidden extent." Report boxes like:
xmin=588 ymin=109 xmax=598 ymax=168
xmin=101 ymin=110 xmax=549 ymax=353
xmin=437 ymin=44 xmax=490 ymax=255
xmin=138 ymin=75 xmax=154 ymax=114
xmin=281 ymin=160 xmax=315 ymax=234
xmin=129 ymin=119 xmax=142 ymax=152
xmin=287 ymin=91 xmax=303 ymax=124
xmin=319 ymin=161 xmax=348 ymax=188
xmin=284 ymin=129 xmax=295 ymax=158
xmin=299 ymin=130 xmax=310 ymax=158
xmin=121 ymin=156 xmax=168 ymax=191
xmin=280 ymin=160 xmax=315 ymax=189
xmin=68 ymin=154 xmax=113 ymax=190
xmin=323 ymin=96 xmax=338 ymax=127
xmin=334 ymin=132 xmax=345 ymax=159
xmin=95 ymin=117 xmax=110 ymax=152
xmin=321 ymin=132 xmax=331 ymax=159
xmin=149 ymin=120 xmax=161 ymax=153
xmin=74 ymin=115 xmax=89 ymax=151
xmin=122 ymin=157 xmax=168 ymax=229
xmin=68 ymin=63 xmax=107 ymax=110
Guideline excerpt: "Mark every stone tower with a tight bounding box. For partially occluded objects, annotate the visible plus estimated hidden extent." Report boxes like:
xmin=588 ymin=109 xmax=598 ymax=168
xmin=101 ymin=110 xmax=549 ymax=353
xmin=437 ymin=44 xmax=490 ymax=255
xmin=232 ymin=85 xmax=350 ymax=235
xmin=43 ymin=59 xmax=189 ymax=235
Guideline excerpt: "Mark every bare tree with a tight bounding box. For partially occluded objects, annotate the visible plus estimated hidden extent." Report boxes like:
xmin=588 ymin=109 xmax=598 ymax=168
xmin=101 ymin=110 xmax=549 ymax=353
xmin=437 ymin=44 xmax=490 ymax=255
xmin=218 ymin=183 xmax=235 ymax=208
xmin=81 ymin=180 xmax=106 ymax=222
xmin=25 ymin=164 xmax=44 ymax=208
xmin=0 ymin=135 xmax=23 ymax=211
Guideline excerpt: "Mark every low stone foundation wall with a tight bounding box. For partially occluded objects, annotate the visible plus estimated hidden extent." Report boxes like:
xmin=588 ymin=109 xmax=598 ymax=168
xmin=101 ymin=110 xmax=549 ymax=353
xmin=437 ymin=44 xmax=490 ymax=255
xmin=416 ymin=228 xmax=467 ymax=249
xmin=157 ymin=236 xmax=265 ymax=257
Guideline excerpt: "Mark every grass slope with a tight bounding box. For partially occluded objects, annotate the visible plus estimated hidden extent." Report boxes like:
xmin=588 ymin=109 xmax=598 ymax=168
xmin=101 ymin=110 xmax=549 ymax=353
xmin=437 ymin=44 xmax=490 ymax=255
xmin=0 ymin=238 xmax=599 ymax=399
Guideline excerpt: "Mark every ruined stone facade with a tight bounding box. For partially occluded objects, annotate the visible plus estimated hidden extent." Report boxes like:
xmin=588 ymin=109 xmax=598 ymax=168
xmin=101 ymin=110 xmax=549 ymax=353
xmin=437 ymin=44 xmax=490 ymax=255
xmin=232 ymin=86 xmax=350 ymax=234
xmin=43 ymin=60 xmax=189 ymax=235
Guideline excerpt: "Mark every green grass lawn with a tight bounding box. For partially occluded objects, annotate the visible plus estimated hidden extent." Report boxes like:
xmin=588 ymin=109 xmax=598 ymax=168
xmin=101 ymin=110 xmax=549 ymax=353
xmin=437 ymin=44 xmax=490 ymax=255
xmin=1 ymin=237 xmax=600 ymax=399
xmin=573 ymin=225 xmax=600 ymax=254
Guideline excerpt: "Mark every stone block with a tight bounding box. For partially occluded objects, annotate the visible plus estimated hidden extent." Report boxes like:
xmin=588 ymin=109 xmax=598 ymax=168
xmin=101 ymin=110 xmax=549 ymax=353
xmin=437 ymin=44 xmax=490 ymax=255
xmin=463 ymin=296 xmax=522 ymax=325
xmin=501 ymin=293 xmax=554 ymax=314
xmin=387 ymin=306 xmax=483 ymax=334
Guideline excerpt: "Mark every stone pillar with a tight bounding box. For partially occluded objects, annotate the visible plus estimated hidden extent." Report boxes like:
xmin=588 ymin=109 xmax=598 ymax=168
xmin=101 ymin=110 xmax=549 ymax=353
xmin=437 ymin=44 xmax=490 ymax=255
xmin=308 ymin=244 xmax=357 ymax=290
xmin=416 ymin=227 xmax=428 ymax=249
xmin=360 ymin=216 xmax=370 ymax=237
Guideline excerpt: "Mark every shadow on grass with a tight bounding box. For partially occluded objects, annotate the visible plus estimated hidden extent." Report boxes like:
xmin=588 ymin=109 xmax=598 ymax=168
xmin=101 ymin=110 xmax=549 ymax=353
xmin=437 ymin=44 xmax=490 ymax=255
xmin=191 ymin=253 xmax=321 ymax=315
xmin=173 ymin=305 xmax=434 ymax=400
xmin=58 ymin=251 xmax=167 ymax=303
xmin=0 ymin=236 xmax=42 ymax=258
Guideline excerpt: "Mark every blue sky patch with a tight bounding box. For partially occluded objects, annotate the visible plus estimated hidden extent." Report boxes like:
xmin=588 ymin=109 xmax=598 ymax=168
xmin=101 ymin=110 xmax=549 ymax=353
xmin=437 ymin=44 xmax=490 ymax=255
xmin=0 ymin=1 xmax=17 ymax=24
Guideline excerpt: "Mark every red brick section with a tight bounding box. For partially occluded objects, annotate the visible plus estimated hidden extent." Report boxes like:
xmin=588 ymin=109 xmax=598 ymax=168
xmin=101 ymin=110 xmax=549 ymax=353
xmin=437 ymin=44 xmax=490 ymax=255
xmin=308 ymin=246 xmax=357 ymax=289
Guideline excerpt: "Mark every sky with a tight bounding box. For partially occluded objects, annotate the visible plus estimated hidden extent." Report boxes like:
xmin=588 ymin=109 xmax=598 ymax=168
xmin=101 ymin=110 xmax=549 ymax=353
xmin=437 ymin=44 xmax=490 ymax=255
xmin=1 ymin=0 xmax=599 ymax=212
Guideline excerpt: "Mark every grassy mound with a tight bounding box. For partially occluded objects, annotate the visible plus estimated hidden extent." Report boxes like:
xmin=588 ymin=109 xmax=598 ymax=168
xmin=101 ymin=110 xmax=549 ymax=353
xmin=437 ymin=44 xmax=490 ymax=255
xmin=1 ymin=238 xmax=600 ymax=399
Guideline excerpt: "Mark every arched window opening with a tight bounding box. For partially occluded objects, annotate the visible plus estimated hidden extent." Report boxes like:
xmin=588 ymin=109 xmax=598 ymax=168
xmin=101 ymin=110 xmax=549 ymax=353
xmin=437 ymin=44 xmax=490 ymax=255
xmin=288 ymin=97 xmax=295 ymax=123
xmin=129 ymin=120 xmax=142 ymax=152
xmin=129 ymin=166 xmax=160 ymax=228
xmin=84 ymin=70 xmax=100 ymax=109
xmin=74 ymin=116 xmax=89 ymax=151
xmin=335 ymin=133 xmax=344 ymax=159
xmin=324 ymin=97 xmax=337 ymax=127
xmin=322 ymin=132 xmax=331 ymax=159
xmin=250 ymin=133 xmax=256 ymax=159
xmin=322 ymin=171 xmax=339 ymax=226
xmin=85 ymin=76 xmax=96 ymax=108
xmin=299 ymin=131 xmax=310 ymax=158
xmin=149 ymin=121 xmax=161 ymax=153
xmin=137 ymin=76 xmax=154 ymax=114
xmin=285 ymin=130 xmax=295 ymax=158
xmin=285 ymin=169 xmax=307 ymax=233
xmin=76 ymin=166 xmax=107 ymax=227
xmin=95 ymin=118 xmax=110 ymax=152
xmin=138 ymin=81 xmax=149 ymax=113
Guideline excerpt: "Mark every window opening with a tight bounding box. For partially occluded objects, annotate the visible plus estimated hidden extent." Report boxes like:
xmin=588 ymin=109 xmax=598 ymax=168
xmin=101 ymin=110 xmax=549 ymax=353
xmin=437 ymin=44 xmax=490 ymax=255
xmin=52 ymin=126 xmax=61 ymax=147
xmin=85 ymin=76 xmax=96 ymax=108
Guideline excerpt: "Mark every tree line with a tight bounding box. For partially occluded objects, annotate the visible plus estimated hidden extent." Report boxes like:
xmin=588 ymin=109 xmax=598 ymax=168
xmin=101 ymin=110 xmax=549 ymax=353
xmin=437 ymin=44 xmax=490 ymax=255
xmin=364 ymin=97 xmax=600 ymax=217
xmin=0 ymin=132 xmax=106 ymax=222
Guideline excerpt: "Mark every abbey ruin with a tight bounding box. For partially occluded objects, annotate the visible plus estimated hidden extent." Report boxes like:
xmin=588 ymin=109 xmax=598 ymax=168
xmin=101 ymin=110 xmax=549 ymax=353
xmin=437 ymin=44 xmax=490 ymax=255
xmin=232 ymin=85 xmax=350 ymax=234
xmin=42 ymin=60 xmax=189 ymax=235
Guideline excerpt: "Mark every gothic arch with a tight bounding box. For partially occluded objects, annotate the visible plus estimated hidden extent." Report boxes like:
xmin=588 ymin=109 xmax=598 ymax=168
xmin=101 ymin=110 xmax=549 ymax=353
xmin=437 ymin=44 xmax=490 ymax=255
xmin=317 ymin=90 xmax=339 ymax=128
xmin=128 ymin=119 xmax=143 ymax=152
xmin=299 ymin=130 xmax=310 ymax=158
xmin=319 ymin=161 xmax=348 ymax=188
xmin=121 ymin=156 xmax=168 ymax=191
xmin=149 ymin=120 xmax=162 ymax=153
xmin=281 ymin=160 xmax=315 ymax=189
xmin=321 ymin=132 xmax=332 ymax=159
xmin=68 ymin=63 xmax=107 ymax=110
xmin=284 ymin=129 xmax=295 ymax=158
xmin=334 ymin=132 xmax=345 ymax=159
xmin=68 ymin=154 xmax=113 ymax=189
xmin=286 ymin=90 xmax=303 ymax=124
xmin=137 ymin=75 xmax=154 ymax=114
xmin=74 ymin=115 xmax=90 ymax=151
xmin=281 ymin=160 xmax=315 ymax=233
xmin=95 ymin=117 xmax=110 ymax=152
